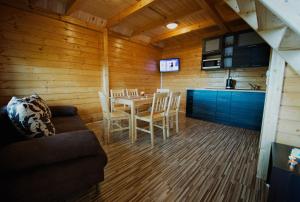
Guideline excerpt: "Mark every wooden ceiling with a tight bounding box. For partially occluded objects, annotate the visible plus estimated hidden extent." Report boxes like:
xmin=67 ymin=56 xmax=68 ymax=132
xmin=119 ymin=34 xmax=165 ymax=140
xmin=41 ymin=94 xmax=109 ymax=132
xmin=0 ymin=0 xmax=249 ymax=46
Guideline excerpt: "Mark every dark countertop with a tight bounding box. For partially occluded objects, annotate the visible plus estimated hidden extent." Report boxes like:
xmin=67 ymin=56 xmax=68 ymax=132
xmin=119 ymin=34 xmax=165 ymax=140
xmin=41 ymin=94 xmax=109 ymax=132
xmin=186 ymin=88 xmax=266 ymax=93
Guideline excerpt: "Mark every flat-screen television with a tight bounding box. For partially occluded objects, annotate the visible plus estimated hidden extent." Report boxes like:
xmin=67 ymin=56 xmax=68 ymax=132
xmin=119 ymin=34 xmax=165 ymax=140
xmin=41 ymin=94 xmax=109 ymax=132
xmin=159 ymin=58 xmax=180 ymax=72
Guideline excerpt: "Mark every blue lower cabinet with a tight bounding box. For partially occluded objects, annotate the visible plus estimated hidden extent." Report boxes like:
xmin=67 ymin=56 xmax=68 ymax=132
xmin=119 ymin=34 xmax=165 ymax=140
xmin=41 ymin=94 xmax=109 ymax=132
xmin=215 ymin=91 xmax=231 ymax=124
xmin=186 ymin=90 xmax=265 ymax=130
xmin=192 ymin=90 xmax=217 ymax=120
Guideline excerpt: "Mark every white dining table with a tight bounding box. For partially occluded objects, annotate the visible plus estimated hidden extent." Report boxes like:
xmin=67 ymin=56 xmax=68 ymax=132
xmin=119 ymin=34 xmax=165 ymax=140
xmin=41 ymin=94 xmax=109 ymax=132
xmin=113 ymin=95 xmax=153 ymax=143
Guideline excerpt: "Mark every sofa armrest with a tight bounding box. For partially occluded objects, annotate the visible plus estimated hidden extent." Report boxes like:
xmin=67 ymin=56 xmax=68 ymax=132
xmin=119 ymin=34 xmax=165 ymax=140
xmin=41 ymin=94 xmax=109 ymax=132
xmin=49 ymin=106 xmax=78 ymax=117
xmin=0 ymin=130 xmax=107 ymax=174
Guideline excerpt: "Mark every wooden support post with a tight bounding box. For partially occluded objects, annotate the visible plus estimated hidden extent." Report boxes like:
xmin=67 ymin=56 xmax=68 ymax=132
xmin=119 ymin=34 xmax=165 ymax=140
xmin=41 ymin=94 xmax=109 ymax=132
xmin=102 ymin=28 xmax=109 ymax=97
xmin=257 ymin=49 xmax=285 ymax=180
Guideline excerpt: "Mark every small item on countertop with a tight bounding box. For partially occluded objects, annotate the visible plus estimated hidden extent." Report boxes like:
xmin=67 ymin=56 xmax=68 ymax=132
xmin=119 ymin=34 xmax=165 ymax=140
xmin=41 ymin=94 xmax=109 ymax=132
xmin=140 ymin=91 xmax=145 ymax=96
xmin=291 ymin=148 xmax=300 ymax=160
xmin=288 ymin=156 xmax=297 ymax=172
xmin=288 ymin=148 xmax=300 ymax=168
xmin=248 ymin=83 xmax=261 ymax=90
xmin=289 ymin=155 xmax=298 ymax=166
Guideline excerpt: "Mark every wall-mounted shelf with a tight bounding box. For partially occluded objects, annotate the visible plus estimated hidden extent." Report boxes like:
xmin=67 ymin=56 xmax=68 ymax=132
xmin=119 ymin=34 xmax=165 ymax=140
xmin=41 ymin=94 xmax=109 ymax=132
xmin=202 ymin=30 xmax=270 ymax=70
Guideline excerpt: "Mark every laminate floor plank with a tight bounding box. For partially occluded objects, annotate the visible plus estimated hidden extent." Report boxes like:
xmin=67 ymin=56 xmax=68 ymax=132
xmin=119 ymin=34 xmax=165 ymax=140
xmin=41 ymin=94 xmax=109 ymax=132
xmin=71 ymin=115 xmax=267 ymax=202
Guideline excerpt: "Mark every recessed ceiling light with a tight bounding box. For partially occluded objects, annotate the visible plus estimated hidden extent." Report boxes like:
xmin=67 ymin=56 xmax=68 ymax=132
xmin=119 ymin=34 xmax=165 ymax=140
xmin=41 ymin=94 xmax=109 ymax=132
xmin=166 ymin=22 xmax=178 ymax=30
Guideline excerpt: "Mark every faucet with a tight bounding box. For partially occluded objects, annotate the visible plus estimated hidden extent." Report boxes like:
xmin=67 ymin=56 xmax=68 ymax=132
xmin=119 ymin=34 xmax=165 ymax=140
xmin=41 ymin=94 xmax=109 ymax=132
xmin=249 ymin=83 xmax=260 ymax=90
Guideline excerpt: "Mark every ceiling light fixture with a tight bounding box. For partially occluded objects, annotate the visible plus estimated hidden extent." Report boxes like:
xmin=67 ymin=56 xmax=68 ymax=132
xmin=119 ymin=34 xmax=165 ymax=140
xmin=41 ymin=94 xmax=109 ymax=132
xmin=166 ymin=22 xmax=178 ymax=30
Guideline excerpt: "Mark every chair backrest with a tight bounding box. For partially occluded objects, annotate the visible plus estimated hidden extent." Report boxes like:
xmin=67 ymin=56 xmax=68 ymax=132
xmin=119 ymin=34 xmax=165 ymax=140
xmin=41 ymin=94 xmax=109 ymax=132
xmin=150 ymin=92 xmax=169 ymax=117
xmin=157 ymin=88 xmax=170 ymax=93
xmin=110 ymin=89 xmax=125 ymax=112
xmin=110 ymin=89 xmax=125 ymax=97
xmin=98 ymin=91 xmax=110 ymax=119
xmin=126 ymin=88 xmax=138 ymax=96
xmin=166 ymin=92 xmax=181 ymax=116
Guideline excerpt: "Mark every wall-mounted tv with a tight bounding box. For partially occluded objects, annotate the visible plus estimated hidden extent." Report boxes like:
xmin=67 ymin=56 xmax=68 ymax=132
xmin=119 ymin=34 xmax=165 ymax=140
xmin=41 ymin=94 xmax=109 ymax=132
xmin=159 ymin=58 xmax=180 ymax=72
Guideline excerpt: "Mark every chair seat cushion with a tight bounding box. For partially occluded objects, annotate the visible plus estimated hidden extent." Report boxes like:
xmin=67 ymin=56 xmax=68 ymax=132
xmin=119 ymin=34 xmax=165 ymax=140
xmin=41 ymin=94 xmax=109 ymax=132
xmin=113 ymin=105 xmax=130 ymax=112
xmin=110 ymin=111 xmax=130 ymax=119
xmin=167 ymin=110 xmax=177 ymax=116
xmin=135 ymin=112 xmax=164 ymax=122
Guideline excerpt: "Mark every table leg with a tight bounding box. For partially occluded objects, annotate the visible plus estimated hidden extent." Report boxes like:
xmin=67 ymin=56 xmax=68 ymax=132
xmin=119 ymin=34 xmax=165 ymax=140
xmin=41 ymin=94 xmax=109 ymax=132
xmin=131 ymin=101 xmax=136 ymax=143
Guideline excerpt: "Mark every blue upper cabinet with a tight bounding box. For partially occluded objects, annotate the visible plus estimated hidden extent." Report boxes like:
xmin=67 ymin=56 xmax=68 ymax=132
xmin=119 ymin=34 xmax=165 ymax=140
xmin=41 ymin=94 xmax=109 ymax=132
xmin=186 ymin=89 xmax=265 ymax=130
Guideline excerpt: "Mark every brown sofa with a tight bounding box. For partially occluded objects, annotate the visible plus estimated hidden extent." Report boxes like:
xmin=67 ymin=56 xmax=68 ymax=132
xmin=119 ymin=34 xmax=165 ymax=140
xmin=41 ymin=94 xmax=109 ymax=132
xmin=0 ymin=105 xmax=107 ymax=202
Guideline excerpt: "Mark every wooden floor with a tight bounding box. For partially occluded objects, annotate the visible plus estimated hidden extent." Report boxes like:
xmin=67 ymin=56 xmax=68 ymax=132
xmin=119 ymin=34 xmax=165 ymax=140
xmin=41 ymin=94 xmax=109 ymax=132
xmin=72 ymin=115 xmax=268 ymax=202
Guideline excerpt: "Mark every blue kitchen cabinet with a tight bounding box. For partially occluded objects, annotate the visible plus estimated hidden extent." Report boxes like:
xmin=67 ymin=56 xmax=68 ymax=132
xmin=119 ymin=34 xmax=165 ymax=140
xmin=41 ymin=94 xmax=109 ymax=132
xmin=230 ymin=92 xmax=265 ymax=130
xmin=186 ymin=89 xmax=265 ymax=130
xmin=192 ymin=90 xmax=217 ymax=121
xmin=215 ymin=91 xmax=231 ymax=124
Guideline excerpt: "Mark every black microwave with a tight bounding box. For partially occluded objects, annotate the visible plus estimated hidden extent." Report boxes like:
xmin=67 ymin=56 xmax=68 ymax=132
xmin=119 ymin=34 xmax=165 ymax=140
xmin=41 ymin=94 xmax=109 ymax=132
xmin=202 ymin=58 xmax=221 ymax=70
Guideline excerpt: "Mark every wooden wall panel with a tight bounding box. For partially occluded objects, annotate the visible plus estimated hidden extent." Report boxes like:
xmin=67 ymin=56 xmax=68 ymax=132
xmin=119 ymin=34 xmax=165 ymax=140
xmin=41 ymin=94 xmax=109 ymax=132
xmin=276 ymin=65 xmax=300 ymax=147
xmin=162 ymin=43 xmax=267 ymax=111
xmin=108 ymin=35 xmax=161 ymax=93
xmin=0 ymin=5 xmax=104 ymax=123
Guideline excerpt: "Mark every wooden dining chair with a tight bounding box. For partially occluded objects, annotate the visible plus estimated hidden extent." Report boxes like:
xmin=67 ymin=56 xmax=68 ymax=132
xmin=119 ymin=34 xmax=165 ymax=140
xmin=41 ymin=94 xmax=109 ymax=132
xmin=126 ymin=88 xmax=139 ymax=96
xmin=157 ymin=88 xmax=170 ymax=93
xmin=135 ymin=92 xmax=169 ymax=146
xmin=165 ymin=92 xmax=181 ymax=138
xmin=99 ymin=91 xmax=131 ymax=144
xmin=110 ymin=89 xmax=127 ymax=112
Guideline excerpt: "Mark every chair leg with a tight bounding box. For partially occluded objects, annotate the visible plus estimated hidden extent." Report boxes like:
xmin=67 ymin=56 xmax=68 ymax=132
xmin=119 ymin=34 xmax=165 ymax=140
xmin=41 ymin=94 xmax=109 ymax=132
xmin=166 ymin=116 xmax=170 ymax=138
xmin=162 ymin=118 xmax=166 ymax=141
xmin=95 ymin=183 xmax=100 ymax=194
xmin=128 ymin=117 xmax=131 ymax=141
xmin=120 ymin=120 xmax=123 ymax=133
xmin=107 ymin=119 xmax=111 ymax=144
xmin=150 ymin=121 xmax=154 ymax=147
xmin=170 ymin=116 xmax=174 ymax=129
xmin=134 ymin=117 xmax=137 ymax=143
xmin=176 ymin=113 xmax=179 ymax=133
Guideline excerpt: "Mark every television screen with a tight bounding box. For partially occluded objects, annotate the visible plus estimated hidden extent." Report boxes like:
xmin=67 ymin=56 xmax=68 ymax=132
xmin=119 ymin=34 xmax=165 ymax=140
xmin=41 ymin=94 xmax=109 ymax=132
xmin=159 ymin=58 xmax=180 ymax=72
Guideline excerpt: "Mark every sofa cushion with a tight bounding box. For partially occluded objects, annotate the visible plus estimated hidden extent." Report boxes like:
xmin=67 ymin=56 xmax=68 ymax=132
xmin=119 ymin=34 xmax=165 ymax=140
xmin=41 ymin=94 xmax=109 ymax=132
xmin=0 ymin=130 xmax=105 ymax=174
xmin=6 ymin=96 xmax=55 ymax=138
xmin=49 ymin=106 xmax=77 ymax=117
xmin=1 ymin=156 xmax=106 ymax=202
xmin=51 ymin=115 xmax=87 ymax=134
xmin=0 ymin=106 xmax=25 ymax=147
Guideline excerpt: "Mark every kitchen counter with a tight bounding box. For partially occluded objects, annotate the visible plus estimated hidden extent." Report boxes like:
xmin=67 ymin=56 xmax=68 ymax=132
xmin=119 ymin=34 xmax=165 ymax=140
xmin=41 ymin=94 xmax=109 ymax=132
xmin=186 ymin=89 xmax=266 ymax=130
xmin=186 ymin=88 xmax=266 ymax=93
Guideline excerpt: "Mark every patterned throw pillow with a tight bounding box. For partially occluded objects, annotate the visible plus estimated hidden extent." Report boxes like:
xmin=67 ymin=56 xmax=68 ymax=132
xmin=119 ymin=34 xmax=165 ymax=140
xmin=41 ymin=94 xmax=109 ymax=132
xmin=6 ymin=96 xmax=55 ymax=138
xmin=29 ymin=94 xmax=52 ymax=118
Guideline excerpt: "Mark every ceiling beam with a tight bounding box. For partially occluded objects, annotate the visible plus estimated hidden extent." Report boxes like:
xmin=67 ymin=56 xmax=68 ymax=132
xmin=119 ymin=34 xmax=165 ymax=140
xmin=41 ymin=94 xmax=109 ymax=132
xmin=151 ymin=20 xmax=215 ymax=42
xmin=28 ymin=0 xmax=39 ymax=8
xmin=227 ymin=19 xmax=250 ymax=32
xmin=132 ymin=8 xmax=205 ymax=36
xmin=65 ymin=0 xmax=81 ymax=15
xmin=107 ymin=0 xmax=156 ymax=28
xmin=195 ymin=0 xmax=230 ymax=32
